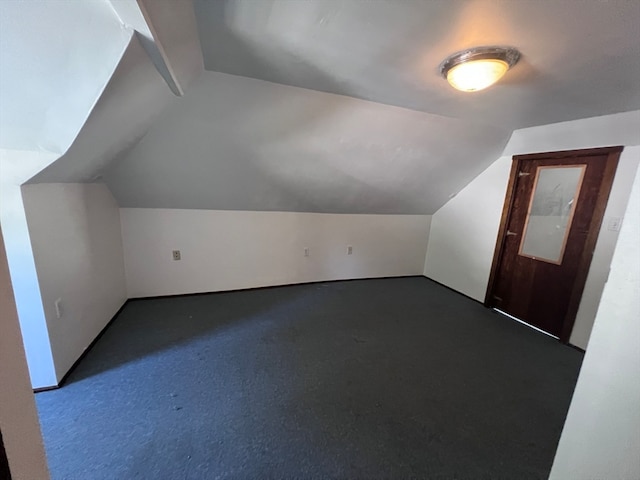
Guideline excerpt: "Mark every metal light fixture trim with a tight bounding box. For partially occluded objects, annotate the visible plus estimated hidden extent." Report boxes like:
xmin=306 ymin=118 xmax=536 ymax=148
xmin=439 ymin=46 xmax=521 ymax=92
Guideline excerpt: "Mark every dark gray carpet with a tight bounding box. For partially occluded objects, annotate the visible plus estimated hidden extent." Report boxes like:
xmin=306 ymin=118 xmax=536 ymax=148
xmin=36 ymin=277 xmax=583 ymax=480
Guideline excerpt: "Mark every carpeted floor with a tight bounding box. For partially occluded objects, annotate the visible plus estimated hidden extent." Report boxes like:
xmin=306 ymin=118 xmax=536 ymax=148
xmin=36 ymin=277 xmax=583 ymax=479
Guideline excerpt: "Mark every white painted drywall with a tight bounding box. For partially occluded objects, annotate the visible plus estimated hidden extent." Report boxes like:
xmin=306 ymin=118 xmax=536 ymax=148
xmin=120 ymin=208 xmax=430 ymax=298
xmin=104 ymin=71 xmax=510 ymax=215
xmin=0 ymin=0 xmax=144 ymax=387
xmin=0 ymin=150 xmax=58 ymax=388
xmin=423 ymin=155 xmax=512 ymax=302
xmin=0 ymin=226 xmax=50 ymax=479
xmin=28 ymin=34 xmax=175 ymax=184
xmin=22 ymin=183 xmax=127 ymax=381
xmin=549 ymin=159 xmax=640 ymax=480
xmin=424 ymin=111 xmax=640 ymax=349
xmin=136 ymin=0 xmax=204 ymax=93
xmin=0 ymin=0 xmax=131 ymax=153
xmin=108 ymin=0 xmax=181 ymax=95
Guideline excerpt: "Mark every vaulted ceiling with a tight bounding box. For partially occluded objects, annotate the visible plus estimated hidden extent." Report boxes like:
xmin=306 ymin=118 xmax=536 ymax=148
xmin=3 ymin=0 xmax=640 ymax=214
xmin=103 ymin=71 xmax=511 ymax=214
xmin=0 ymin=0 xmax=202 ymax=185
xmin=194 ymin=0 xmax=640 ymax=129
xmin=0 ymin=0 xmax=130 ymax=154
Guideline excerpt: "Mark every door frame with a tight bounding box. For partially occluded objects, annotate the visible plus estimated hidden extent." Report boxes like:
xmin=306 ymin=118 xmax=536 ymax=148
xmin=484 ymin=146 xmax=623 ymax=343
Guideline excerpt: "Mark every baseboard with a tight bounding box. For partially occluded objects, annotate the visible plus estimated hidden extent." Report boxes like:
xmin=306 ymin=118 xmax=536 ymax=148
xmin=567 ymin=343 xmax=586 ymax=354
xmin=33 ymin=300 xmax=130 ymax=393
xmin=421 ymin=275 xmax=588 ymax=352
xmin=129 ymin=274 xmax=425 ymax=301
xmin=420 ymin=275 xmax=485 ymax=305
xmin=33 ymin=275 xmax=480 ymax=392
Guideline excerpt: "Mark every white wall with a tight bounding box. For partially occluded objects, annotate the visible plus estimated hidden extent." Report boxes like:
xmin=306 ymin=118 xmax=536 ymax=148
xmin=424 ymin=111 xmax=640 ymax=349
xmin=22 ymin=183 xmax=127 ymax=382
xmin=549 ymin=159 xmax=640 ymax=480
xmin=423 ymin=155 xmax=512 ymax=302
xmin=120 ymin=208 xmax=430 ymax=298
xmin=0 ymin=149 xmax=59 ymax=388
xmin=0 ymin=226 xmax=50 ymax=479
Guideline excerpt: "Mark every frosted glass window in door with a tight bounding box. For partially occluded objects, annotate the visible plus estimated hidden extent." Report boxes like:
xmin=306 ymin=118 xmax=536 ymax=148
xmin=519 ymin=165 xmax=586 ymax=264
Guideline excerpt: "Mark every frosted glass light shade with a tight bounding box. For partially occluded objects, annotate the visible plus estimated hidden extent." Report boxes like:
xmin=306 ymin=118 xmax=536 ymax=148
xmin=446 ymin=59 xmax=509 ymax=92
xmin=439 ymin=46 xmax=520 ymax=93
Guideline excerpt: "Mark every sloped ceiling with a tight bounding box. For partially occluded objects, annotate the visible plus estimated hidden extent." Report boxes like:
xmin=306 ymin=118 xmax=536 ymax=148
xmin=194 ymin=0 xmax=640 ymax=129
xmin=103 ymin=71 xmax=510 ymax=214
xmin=103 ymin=0 xmax=640 ymax=214
xmin=7 ymin=0 xmax=640 ymax=215
xmin=0 ymin=0 xmax=130 ymax=154
xmin=109 ymin=0 xmax=204 ymax=96
xmin=27 ymin=35 xmax=175 ymax=184
xmin=0 ymin=0 xmax=203 ymax=188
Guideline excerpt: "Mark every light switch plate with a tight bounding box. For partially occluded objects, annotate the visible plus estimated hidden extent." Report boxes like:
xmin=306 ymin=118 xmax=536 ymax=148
xmin=607 ymin=217 xmax=622 ymax=232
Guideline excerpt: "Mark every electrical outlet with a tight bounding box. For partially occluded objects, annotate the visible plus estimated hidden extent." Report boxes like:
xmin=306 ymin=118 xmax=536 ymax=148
xmin=172 ymin=250 xmax=181 ymax=261
xmin=347 ymin=245 xmax=353 ymax=255
xmin=304 ymin=247 xmax=310 ymax=257
xmin=54 ymin=298 xmax=63 ymax=319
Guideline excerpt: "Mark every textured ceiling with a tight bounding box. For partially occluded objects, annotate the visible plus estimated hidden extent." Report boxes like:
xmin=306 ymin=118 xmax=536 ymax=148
xmin=194 ymin=0 xmax=640 ymax=129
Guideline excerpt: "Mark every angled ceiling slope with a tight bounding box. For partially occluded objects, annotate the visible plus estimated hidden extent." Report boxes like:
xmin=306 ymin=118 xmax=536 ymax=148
xmin=27 ymin=35 xmax=176 ymax=184
xmin=194 ymin=0 xmax=640 ymax=129
xmin=109 ymin=0 xmax=204 ymax=96
xmin=103 ymin=0 xmax=640 ymax=215
xmin=0 ymin=0 xmax=131 ymax=155
xmin=11 ymin=1 xmax=640 ymax=216
xmin=0 ymin=0 xmax=203 ymax=186
xmin=103 ymin=71 xmax=511 ymax=214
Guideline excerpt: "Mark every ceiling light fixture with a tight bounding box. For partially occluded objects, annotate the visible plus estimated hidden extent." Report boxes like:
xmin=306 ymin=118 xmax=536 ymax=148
xmin=439 ymin=46 xmax=520 ymax=92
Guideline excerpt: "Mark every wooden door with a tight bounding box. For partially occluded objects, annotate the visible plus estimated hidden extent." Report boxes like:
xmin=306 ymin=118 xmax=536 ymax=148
xmin=486 ymin=147 xmax=622 ymax=342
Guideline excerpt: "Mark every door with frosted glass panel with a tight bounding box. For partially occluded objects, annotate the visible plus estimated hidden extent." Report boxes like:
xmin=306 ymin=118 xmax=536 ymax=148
xmin=486 ymin=147 xmax=621 ymax=341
